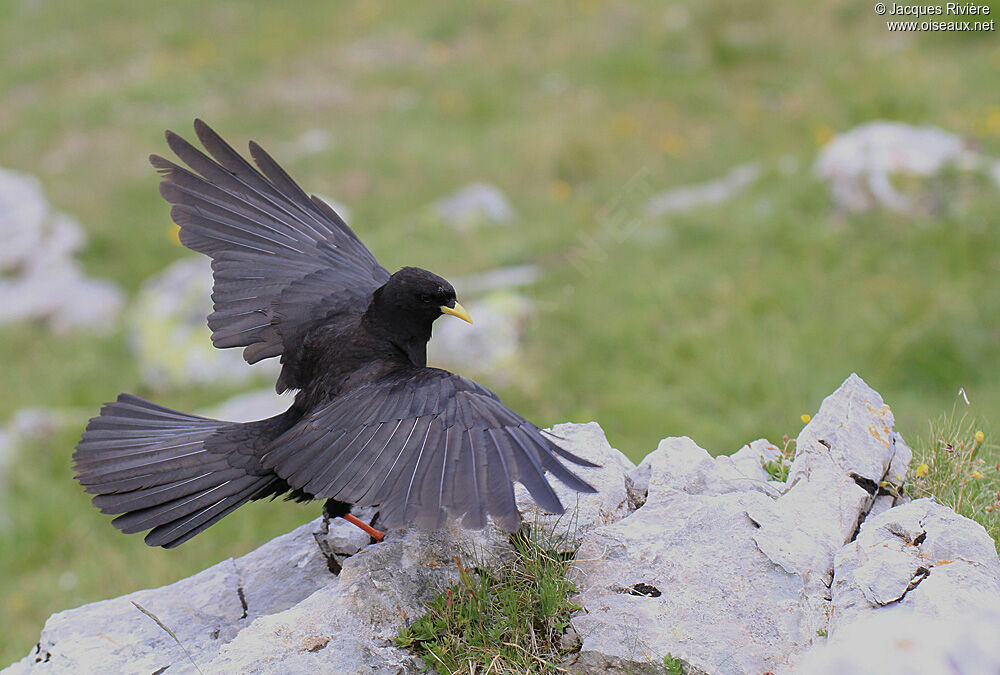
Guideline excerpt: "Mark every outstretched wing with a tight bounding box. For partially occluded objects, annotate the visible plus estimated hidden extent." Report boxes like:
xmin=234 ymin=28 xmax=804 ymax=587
xmin=151 ymin=120 xmax=390 ymax=374
xmin=261 ymin=368 xmax=598 ymax=531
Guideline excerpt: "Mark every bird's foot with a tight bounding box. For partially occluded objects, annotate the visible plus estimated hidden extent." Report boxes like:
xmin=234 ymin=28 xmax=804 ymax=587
xmin=342 ymin=513 xmax=385 ymax=542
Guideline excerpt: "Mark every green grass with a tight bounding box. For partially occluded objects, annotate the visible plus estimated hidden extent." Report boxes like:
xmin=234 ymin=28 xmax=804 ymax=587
xmin=2 ymin=0 xmax=1000 ymax=664
xmin=905 ymin=407 xmax=1000 ymax=551
xmin=396 ymin=526 xmax=579 ymax=673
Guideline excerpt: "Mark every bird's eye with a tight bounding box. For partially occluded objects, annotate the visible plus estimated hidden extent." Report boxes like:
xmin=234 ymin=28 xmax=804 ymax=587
xmin=419 ymin=293 xmax=433 ymax=304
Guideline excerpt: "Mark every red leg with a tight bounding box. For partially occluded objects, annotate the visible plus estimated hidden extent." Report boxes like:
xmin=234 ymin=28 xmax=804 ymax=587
xmin=342 ymin=513 xmax=385 ymax=542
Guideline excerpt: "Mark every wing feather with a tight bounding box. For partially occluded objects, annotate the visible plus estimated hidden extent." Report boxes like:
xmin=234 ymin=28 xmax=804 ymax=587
xmin=153 ymin=121 xmax=390 ymax=379
xmin=265 ymin=367 xmax=597 ymax=530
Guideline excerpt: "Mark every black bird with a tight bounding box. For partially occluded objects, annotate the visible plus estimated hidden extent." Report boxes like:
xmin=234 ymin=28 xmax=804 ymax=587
xmin=72 ymin=120 xmax=597 ymax=548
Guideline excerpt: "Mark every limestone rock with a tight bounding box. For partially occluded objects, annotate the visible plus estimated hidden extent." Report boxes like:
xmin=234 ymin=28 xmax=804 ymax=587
xmin=206 ymin=523 xmax=506 ymax=675
xmin=7 ymin=424 xmax=616 ymax=674
xmin=0 ymin=167 xmax=123 ymax=332
xmin=515 ymin=422 xmax=637 ymax=550
xmin=433 ymin=182 xmax=515 ymax=228
xmin=644 ymin=163 xmax=760 ymax=217
xmin=200 ymin=388 xmax=294 ymax=423
xmin=572 ymin=448 xmax=817 ymax=674
xmin=829 ymin=498 xmax=1000 ymax=633
xmin=129 ymin=256 xmax=280 ymax=388
xmin=7 ymin=518 xmax=334 ymax=674
xmin=10 ymin=378 xmax=996 ymax=674
xmin=812 ymin=121 xmax=995 ymax=213
xmin=452 ymin=264 xmax=539 ymax=294
xmin=796 ymin=608 xmax=1000 ymax=673
xmin=569 ymin=374 xmax=911 ymax=674
xmin=428 ymin=290 xmax=533 ymax=383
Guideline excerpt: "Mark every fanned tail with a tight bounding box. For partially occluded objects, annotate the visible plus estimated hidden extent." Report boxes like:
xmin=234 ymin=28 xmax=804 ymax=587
xmin=73 ymin=394 xmax=279 ymax=548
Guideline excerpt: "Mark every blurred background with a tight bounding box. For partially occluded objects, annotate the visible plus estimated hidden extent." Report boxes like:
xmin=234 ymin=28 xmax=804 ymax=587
xmin=2 ymin=0 xmax=999 ymax=663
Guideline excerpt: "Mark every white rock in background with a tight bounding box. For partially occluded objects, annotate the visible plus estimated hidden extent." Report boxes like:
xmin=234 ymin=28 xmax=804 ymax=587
xmin=0 ymin=407 xmax=85 ymax=528
xmin=795 ymin=607 xmax=1000 ymax=673
xmin=313 ymin=193 xmax=351 ymax=224
xmin=200 ymin=388 xmax=293 ymax=423
xmin=0 ymin=168 xmax=123 ymax=332
xmin=644 ymin=163 xmax=760 ymax=217
xmin=428 ymin=265 xmax=541 ymax=381
xmin=129 ymin=256 xmax=280 ymax=388
xmin=428 ymin=289 xmax=533 ymax=383
xmin=452 ymin=264 xmax=539 ymax=294
xmin=812 ymin=121 xmax=985 ymax=213
xmin=434 ymin=182 xmax=515 ymax=228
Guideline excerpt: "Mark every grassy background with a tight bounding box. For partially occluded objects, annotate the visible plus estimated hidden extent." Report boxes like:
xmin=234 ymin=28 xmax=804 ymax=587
xmin=2 ymin=0 xmax=999 ymax=664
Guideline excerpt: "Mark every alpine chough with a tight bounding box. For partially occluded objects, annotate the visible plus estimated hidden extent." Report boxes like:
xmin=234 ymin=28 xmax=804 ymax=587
xmin=72 ymin=120 xmax=597 ymax=548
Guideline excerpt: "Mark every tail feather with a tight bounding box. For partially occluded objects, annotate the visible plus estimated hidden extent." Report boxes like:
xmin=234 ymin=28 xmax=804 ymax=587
xmin=74 ymin=394 xmax=281 ymax=548
xmin=143 ymin=477 xmax=275 ymax=548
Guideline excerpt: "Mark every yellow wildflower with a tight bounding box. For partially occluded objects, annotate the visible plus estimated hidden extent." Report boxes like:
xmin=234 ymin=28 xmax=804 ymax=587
xmin=547 ymin=180 xmax=572 ymax=203
xmin=915 ymin=463 xmax=930 ymax=477
xmin=973 ymin=471 xmax=983 ymax=479
xmin=800 ymin=414 xmax=811 ymax=424
xmin=975 ymin=430 xmax=985 ymax=444
xmin=814 ymin=124 xmax=835 ymax=147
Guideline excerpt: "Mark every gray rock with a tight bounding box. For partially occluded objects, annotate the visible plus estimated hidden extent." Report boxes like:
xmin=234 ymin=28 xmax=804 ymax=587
xmin=10 ymin=377 xmax=995 ymax=674
xmin=434 ymin=182 xmax=516 ymax=228
xmin=452 ymin=264 xmax=540 ymax=294
xmin=206 ymin=522 xmax=508 ymax=674
xmin=747 ymin=374 xmax=911 ymax=591
xmin=644 ymin=163 xmax=760 ymax=217
xmin=515 ymin=422 xmax=637 ymax=550
xmin=129 ymin=256 xmax=280 ymax=388
xmin=6 ymin=424 xmax=615 ymax=674
xmin=812 ymin=121 xmax=987 ymax=213
xmin=200 ymin=388 xmax=294 ymax=423
xmin=6 ymin=518 xmax=335 ymax=674
xmin=0 ymin=167 xmax=124 ymax=332
xmin=570 ymin=374 xmax=911 ymax=674
xmin=573 ymin=450 xmax=818 ymax=674
xmin=829 ymin=498 xmax=1000 ymax=634
xmin=427 ymin=290 xmax=533 ymax=383
xmin=795 ymin=608 xmax=1000 ymax=673
xmin=729 ymin=438 xmax=784 ymax=485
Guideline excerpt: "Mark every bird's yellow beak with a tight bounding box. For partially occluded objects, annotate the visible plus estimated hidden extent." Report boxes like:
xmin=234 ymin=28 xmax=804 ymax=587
xmin=440 ymin=301 xmax=473 ymax=325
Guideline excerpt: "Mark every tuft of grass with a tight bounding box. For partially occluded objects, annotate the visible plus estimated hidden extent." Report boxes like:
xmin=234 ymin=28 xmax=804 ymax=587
xmin=396 ymin=527 xmax=579 ymax=673
xmin=905 ymin=407 xmax=999 ymax=552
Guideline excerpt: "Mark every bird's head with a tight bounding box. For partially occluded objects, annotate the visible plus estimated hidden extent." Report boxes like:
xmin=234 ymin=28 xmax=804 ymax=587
xmin=370 ymin=267 xmax=472 ymax=336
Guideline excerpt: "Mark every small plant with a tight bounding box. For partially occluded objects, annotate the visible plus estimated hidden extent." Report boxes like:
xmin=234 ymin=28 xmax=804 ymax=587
xmin=905 ymin=407 xmax=999 ymax=552
xmin=396 ymin=526 xmax=579 ymax=672
xmin=663 ymin=653 xmax=685 ymax=674
xmin=761 ymin=435 xmax=797 ymax=482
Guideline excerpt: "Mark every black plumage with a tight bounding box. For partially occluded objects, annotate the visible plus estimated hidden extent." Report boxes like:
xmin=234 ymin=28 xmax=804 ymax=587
xmin=73 ymin=120 xmax=597 ymax=548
